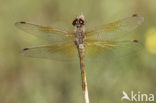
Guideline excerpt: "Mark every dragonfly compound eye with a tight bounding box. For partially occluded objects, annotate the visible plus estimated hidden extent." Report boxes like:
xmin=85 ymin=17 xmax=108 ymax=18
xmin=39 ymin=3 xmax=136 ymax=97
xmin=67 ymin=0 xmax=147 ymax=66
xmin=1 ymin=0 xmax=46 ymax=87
xmin=72 ymin=19 xmax=79 ymax=26
xmin=79 ymin=19 xmax=85 ymax=25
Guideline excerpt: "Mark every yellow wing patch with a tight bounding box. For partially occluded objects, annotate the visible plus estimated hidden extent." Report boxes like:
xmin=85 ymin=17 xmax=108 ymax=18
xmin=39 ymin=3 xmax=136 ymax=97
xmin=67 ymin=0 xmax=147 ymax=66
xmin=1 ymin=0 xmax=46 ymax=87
xmin=46 ymin=42 xmax=77 ymax=58
xmin=85 ymin=40 xmax=117 ymax=58
xmin=102 ymin=21 xmax=120 ymax=31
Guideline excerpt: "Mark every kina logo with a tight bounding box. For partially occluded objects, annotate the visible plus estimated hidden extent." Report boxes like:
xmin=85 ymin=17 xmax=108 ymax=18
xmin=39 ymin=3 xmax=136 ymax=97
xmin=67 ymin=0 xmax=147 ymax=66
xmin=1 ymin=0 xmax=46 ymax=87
xmin=121 ymin=91 xmax=154 ymax=102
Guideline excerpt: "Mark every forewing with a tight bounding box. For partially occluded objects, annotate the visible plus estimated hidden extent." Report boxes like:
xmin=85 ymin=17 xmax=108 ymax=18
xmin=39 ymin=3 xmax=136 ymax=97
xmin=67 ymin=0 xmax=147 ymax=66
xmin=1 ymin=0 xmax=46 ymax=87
xmin=21 ymin=42 xmax=78 ymax=61
xmin=86 ymin=14 xmax=144 ymax=41
xmin=15 ymin=22 xmax=74 ymax=42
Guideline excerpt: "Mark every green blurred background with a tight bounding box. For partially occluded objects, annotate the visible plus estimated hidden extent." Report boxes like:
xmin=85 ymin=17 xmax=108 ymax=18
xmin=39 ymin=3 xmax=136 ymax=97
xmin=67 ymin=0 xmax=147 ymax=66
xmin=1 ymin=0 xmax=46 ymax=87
xmin=0 ymin=0 xmax=156 ymax=103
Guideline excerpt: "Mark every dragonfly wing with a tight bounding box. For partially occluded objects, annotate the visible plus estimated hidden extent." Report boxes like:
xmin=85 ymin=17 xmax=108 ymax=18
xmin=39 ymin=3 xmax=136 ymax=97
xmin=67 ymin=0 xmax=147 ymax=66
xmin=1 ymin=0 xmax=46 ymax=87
xmin=85 ymin=40 xmax=143 ymax=61
xmin=86 ymin=14 xmax=144 ymax=41
xmin=21 ymin=42 xmax=78 ymax=61
xmin=15 ymin=22 xmax=74 ymax=42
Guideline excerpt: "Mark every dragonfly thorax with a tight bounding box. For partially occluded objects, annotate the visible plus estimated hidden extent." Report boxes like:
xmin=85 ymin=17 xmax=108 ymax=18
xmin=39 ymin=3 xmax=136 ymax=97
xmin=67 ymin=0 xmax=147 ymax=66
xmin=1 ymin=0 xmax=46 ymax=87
xmin=73 ymin=14 xmax=86 ymax=45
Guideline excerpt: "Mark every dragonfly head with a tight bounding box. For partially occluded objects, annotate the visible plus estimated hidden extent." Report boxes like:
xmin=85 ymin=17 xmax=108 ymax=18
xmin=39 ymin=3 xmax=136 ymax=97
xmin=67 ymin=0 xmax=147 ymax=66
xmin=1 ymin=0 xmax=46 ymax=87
xmin=72 ymin=14 xmax=85 ymax=28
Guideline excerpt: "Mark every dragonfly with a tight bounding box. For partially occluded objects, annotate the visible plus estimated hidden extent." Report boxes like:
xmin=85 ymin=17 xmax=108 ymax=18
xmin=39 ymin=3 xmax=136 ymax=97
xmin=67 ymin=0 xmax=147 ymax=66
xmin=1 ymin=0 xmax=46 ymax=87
xmin=15 ymin=13 xmax=144 ymax=103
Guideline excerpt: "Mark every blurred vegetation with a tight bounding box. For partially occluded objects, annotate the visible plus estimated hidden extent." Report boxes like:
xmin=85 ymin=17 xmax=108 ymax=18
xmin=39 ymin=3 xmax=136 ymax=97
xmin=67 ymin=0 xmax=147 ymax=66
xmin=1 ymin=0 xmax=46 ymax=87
xmin=0 ymin=0 xmax=156 ymax=103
